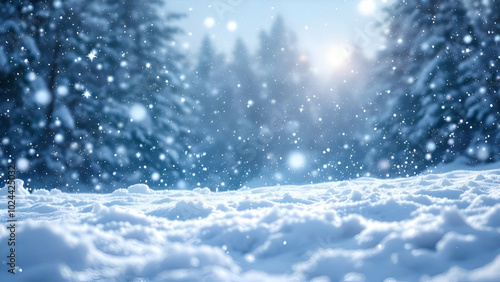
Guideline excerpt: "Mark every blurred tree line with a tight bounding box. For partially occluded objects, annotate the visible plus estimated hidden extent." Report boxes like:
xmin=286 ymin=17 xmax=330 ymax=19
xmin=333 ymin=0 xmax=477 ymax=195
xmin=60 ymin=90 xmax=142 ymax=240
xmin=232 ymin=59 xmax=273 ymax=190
xmin=1 ymin=0 xmax=498 ymax=191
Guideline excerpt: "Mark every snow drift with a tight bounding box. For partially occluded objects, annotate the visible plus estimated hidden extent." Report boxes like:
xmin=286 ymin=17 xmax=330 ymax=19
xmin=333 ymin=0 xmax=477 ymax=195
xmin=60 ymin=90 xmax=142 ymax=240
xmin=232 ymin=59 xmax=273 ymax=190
xmin=1 ymin=169 xmax=500 ymax=281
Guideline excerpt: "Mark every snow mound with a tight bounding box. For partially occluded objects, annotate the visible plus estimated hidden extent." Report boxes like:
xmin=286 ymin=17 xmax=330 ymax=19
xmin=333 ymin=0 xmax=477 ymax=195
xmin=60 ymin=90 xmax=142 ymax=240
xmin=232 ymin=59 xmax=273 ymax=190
xmin=1 ymin=169 xmax=500 ymax=281
xmin=0 ymin=179 xmax=30 ymax=196
xmin=127 ymin=183 xmax=152 ymax=194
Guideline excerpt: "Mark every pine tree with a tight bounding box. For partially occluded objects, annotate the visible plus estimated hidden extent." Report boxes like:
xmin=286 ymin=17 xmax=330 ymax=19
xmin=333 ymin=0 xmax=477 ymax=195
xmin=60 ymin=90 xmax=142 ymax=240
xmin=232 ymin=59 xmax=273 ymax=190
xmin=367 ymin=0 xmax=479 ymax=176
xmin=462 ymin=0 xmax=500 ymax=162
xmin=88 ymin=0 xmax=191 ymax=190
xmin=0 ymin=0 xmax=192 ymax=191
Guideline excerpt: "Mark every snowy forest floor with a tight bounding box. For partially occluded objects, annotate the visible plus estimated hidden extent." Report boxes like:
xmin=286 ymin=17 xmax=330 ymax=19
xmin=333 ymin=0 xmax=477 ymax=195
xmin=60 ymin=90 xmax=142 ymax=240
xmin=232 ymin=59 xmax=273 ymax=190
xmin=1 ymin=169 xmax=500 ymax=281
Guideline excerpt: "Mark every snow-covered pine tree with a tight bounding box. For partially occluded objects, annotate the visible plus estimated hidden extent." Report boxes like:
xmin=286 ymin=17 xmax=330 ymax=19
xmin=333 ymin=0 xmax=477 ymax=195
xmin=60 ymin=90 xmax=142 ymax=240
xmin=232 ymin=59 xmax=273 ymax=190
xmin=461 ymin=0 xmax=500 ymax=163
xmin=366 ymin=0 xmax=435 ymax=176
xmin=367 ymin=0 xmax=478 ymax=176
xmin=0 ymin=0 xmax=91 ymax=188
xmin=0 ymin=0 xmax=41 ymax=171
xmin=87 ymin=0 xmax=192 ymax=190
xmin=1 ymin=0 xmax=192 ymax=191
xmin=407 ymin=0 xmax=475 ymax=165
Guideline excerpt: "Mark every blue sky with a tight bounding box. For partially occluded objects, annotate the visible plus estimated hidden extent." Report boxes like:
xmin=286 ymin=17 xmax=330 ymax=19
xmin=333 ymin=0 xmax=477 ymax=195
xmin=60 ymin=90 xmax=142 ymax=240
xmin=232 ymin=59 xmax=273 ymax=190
xmin=169 ymin=0 xmax=380 ymax=73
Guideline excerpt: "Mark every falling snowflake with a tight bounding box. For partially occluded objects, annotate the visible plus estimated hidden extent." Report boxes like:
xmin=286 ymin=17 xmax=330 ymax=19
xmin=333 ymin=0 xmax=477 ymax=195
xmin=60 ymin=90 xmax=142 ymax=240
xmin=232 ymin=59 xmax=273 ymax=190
xmin=87 ymin=51 xmax=97 ymax=62
xmin=83 ymin=90 xmax=92 ymax=98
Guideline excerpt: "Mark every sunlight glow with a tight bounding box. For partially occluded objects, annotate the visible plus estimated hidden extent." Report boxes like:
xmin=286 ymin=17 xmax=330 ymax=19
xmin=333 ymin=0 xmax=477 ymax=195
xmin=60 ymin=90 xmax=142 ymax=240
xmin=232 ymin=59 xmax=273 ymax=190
xmin=358 ymin=0 xmax=376 ymax=15
xmin=326 ymin=45 xmax=350 ymax=69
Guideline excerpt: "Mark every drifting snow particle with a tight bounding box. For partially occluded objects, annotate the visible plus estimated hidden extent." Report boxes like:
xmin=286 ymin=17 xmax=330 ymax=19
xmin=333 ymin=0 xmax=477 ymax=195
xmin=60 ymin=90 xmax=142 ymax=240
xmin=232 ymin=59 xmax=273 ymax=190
xmin=16 ymin=158 xmax=30 ymax=172
xmin=54 ymin=133 xmax=64 ymax=143
xmin=115 ymin=146 xmax=126 ymax=155
xmin=34 ymin=89 xmax=52 ymax=106
xmin=53 ymin=0 xmax=62 ymax=8
xmin=82 ymin=90 xmax=92 ymax=99
xmin=74 ymin=83 xmax=83 ymax=90
xmin=204 ymin=17 xmax=215 ymax=28
xmin=70 ymin=142 xmax=78 ymax=150
xmin=477 ymin=146 xmax=490 ymax=161
xmin=56 ymin=85 xmax=69 ymax=96
xmin=107 ymin=76 xmax=114 ymax=83
xmin=464 ymin=35 xmax=473 ymax=44
xmin=245 ymin=254 xmax=255 ymax=263
xmin=227 ymin=21 xmax=238 ymax=31
xmin=87 ymin=50 xmax=97 ymax=62
xmin=377 ymin=159 xmax=390 ymax=171
xmin=159 ymin=154 xmax=166 ymax=161
xmin=288 ymin=152 xmax=306 ymax=170
xmin=426 ymin=141 xmax=437 ymax=152
xmin=130 ymin=104 xmax=148 ymax=121
xmin=26 ymin=72 xmax=37 ymax=81
xmin=152 ymin=172 xmax=160 ymax=181
xmin=274 ymin=172 xmax=283 ymax=181
xmin=283 ymin=240 xmax=287 ymax=245
xmin=166 ymin=136 xmax=175 ymax=145
xmin=85 ymin=143 xmax=93 ymax=152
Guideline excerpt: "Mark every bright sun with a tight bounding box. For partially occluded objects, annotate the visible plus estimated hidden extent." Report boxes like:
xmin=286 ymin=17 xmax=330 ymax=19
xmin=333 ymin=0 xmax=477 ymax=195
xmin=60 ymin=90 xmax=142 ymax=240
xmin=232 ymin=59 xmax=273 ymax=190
xmin=326 ymin=45 xmax=350 ymax=69
xmin=358 ymin=0 xmax=376 ymax=15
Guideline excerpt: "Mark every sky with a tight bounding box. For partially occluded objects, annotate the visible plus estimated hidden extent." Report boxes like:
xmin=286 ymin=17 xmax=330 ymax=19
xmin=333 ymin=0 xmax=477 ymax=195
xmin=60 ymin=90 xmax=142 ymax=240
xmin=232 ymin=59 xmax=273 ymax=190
xmin=168 ymin=0 xmax=382 ymax=74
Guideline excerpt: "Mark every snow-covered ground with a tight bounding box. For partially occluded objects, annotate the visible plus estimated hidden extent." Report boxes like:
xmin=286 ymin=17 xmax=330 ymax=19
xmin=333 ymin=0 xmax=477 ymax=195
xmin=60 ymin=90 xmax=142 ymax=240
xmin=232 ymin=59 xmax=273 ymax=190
xmin=1 ymin=169 xmax=500 ymax=281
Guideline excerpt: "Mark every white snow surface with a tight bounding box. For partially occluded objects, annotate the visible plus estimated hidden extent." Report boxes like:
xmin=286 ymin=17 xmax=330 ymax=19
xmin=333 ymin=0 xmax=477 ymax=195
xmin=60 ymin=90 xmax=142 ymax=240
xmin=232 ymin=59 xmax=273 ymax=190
xmin=1 ymin=170 xmax=500 ymax=281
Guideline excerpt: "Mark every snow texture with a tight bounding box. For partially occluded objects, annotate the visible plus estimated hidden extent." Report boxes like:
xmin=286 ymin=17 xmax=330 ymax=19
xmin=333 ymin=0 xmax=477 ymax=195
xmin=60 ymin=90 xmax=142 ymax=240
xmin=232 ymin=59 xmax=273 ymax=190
xmin=1 ymin=169 xmax=500 ymax=281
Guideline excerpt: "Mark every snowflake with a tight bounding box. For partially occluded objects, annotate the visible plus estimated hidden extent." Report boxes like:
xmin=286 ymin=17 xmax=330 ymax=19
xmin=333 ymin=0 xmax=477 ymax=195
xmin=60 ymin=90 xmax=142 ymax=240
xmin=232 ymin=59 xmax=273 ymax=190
xmin=87 ymin=51 xmax=97 ymax=62
xmin=83 ymin=90 xmax=92 ymax=99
